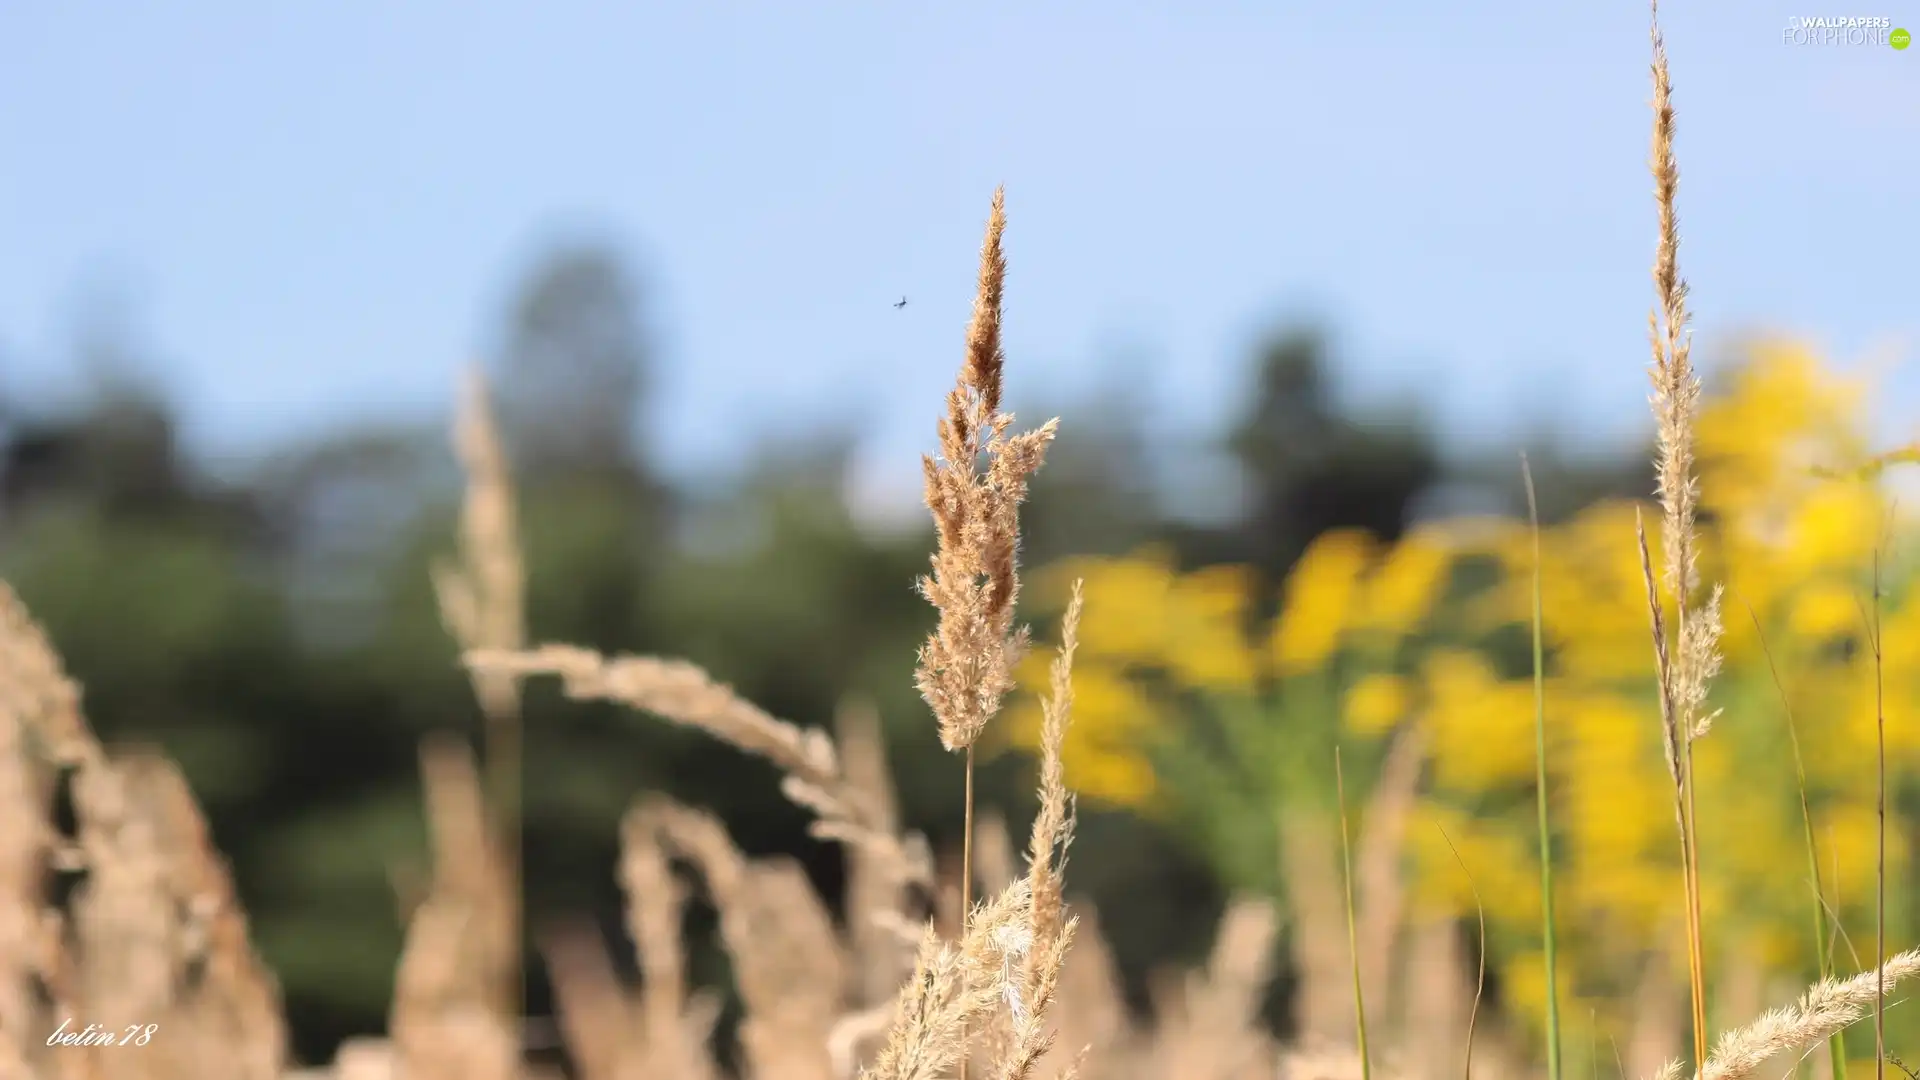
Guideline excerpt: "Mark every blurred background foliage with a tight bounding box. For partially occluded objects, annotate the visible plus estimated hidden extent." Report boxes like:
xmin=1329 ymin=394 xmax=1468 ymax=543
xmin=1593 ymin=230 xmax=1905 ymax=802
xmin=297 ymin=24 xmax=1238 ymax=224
xmin=3 ymin=239 xmax=1911 ymax=1067
xmin=1003 ymin=341 xmax=1920 ymax=1063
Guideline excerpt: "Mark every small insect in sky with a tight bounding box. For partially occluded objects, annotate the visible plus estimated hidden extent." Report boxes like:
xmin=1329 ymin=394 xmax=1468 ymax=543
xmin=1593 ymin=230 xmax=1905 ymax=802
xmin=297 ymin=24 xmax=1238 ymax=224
xmin=893 ymin=296 xmax=908 ymax=309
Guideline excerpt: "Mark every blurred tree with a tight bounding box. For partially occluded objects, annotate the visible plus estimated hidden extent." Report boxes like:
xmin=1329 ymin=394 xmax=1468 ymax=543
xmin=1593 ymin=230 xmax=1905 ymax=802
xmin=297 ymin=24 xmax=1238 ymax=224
xmin=1 ymin=326 xmax=257 ymax=533
xmin=1020 ymin=374 xmax=1165 ymax=566
xmin=495 ymin=244 xmax=653 ymax=482
xmin=489 ymin=242 xmax=674 ymax=643
xmin=1222 ymin=327 xmax=1443 ymax=619
xmin=1420 ymin=439 xmax=1655 ymax=527
xmin=4 ymin=390 xmax=174 ymax=518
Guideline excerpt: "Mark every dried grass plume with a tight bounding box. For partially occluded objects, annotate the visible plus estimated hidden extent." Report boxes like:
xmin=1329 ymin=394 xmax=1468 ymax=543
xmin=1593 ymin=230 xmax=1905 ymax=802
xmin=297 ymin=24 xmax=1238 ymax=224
xmin=915 ymin=187 xmax=1059 ymax=753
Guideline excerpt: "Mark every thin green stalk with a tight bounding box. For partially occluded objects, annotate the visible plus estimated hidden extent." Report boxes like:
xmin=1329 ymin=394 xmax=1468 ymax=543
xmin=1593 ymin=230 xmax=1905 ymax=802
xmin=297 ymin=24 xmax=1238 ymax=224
xmin=1744 ymin=596 xmax=1846 ymax=1080
xmin=1589 ymin=1008 xmax=1598 ymax=1080
xmin=1522 ymin=455 xmax=1564 ymax=1080
xmin=1636 ymin=511 xmax=1710 ymax=1076
xmin=1872 ymin=549 xmax=1886 ymax=1080
xmin=1436 ymin=824 xmax=1484 ymax=1080
xmin=1682 ymin=734 xmax=1709 ymax=1073
xmin=1335 ymin=745 xmax=1371 ymax=1080
xmin=1828 ymin=822 xmax=1866 ymax=971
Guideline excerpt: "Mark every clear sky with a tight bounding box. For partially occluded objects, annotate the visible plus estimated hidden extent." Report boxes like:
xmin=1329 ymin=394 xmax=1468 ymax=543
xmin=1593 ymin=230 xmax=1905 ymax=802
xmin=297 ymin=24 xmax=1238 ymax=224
xmin=1 ymin=2 xmax=1913 ymax=506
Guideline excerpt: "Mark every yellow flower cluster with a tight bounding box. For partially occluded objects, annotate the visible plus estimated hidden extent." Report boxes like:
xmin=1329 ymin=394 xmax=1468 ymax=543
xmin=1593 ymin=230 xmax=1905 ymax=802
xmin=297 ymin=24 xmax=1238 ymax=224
xmin=1004 ymin=549 xmax=1259 ymax=805
xmin=1011 ymin=339 xmax=1919 ymax=1044
xmin=1411 ymin=344 xmax=1918 ymax=1032
xmin=1006 ymin=519 xmax=1464 ymax=807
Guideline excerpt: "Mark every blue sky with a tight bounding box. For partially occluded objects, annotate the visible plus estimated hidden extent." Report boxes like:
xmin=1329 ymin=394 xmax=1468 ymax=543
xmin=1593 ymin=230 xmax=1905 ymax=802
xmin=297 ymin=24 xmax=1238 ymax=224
xmin=1 ymin=1 xmax=1914 ymax=509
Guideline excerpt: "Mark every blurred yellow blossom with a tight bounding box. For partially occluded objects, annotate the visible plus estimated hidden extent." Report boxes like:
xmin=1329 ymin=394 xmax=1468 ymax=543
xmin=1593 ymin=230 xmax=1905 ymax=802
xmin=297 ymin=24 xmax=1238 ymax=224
xmin=1004 ymin=659 xmax=1160 ymax=806
xmin=1411 ymin=342 xmax=1920 ymax=1040
xmin=1420 ymin=649 xmax=1535 ymax=791
xmin=1011 ymin=339 xmax=1920 ymax=1051
xmin=1696 ymin=341 xmax=1866 ymax=525
xmin=1343 ymin=672 xmax=1410 ymax=736
xmin=1162 ymin=564 xmax=1260 ymax=693
xmin=1785 ymin=579 xmax=1860 ymax=640
xmin=1269 ymin=528 xmax=1376 ymax=675
xmin=1009 ymin=524 xmax=1460 ymax=817
xmin=1353 ymin=524 xmax=1453 ymax=637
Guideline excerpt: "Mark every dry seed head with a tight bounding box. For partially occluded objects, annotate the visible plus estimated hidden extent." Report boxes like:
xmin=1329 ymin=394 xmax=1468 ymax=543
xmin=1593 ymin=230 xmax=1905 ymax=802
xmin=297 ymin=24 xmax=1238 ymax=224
xmin=468 ymin=646 xmax=840 ymax=786
xmin=964 ymin=188 xmax=1008 ymax=424
xmin=1641 ymin=948 xmax=1920 ymax=1080
xmin=1644 ymin=5 xmax=1723 ymax=756
xmin=432 ymin=366 xmax=526 ymax=719
xmin=1648 ymin=2 xmax=1698 ymax=607
xmin=916 ymin=187 xmax=1059 ymax=752
xmin=1681 ymin=585 xmax=1725 ymax=740
xmin=1026 ymin=580 xmax=1082 ymax=914
xmin=993 ymin=922 xmax=1036 ymax=1026
xmin=465 ymin=645 xmax=932 ymax=899
xmin=389 ymin=737 xmax=517 ymax=1080
xmin=1636 ymin=511 xmax=1684 ymax=788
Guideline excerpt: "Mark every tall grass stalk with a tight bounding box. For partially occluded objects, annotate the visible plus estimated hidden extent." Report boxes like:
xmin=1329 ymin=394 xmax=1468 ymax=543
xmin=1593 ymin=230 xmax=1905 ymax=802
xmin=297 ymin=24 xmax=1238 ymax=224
xmin=1683 ymin=716 xmax=1707 ymax=1074
xmin=431 ymin=366 xmax=528 ymax=1043
xmin=1523 ymin=454 xmax=1565 ymax=1080
xmin=1437 ymin=823 xmax=1485 ymax=1080
xmin=1871 ymin=548 xmax=1886 ymax=1080
xmin=1335 ymin=745 xmax=1371 ymax=1080
xmin=1744 ymin=597 xmax=1846 ymax=1080
xmin=912 ymin=186 xmax=1057 ymax=1080
xmin=1642 ymin=4 xmax=1723 ymax=1070
xmin=959 ymin=745 xmax=976 ymax=1080
xmin=1591 ymin=1009 xmax=1599 ymax=1080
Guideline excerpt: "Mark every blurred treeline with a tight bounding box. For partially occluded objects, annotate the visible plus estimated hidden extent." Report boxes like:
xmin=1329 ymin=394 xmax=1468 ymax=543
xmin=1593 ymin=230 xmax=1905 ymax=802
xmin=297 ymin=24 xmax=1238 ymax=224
xmin=0 ymin=242 xmax=1652 ymax=1063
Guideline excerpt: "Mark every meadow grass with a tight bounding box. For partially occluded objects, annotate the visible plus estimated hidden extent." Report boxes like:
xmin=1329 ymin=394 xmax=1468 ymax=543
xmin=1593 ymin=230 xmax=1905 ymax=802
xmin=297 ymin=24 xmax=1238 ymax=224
xmin=1 ymin=6 xmax=1916 ymax=1080
xmin=1522 ymin=455 xmax=1563 ymax=1080
xmin=1745 ymin=601 xmax=1850 ymax=1080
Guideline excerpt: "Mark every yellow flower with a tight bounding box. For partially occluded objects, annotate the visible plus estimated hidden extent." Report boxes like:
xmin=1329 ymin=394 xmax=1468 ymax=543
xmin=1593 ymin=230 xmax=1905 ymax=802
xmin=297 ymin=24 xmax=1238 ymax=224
xmin=1053 ymin=550 xmax=1180 ymax=668
xmin=1010 ymin=335 xmax=1920 ymax=1012
xmin=1044 ymin=548 xmax=1259 ymax=695
xmin=1499 ymin=948 xmax=1583 ymax=1045
xmin=1421 ymin=650 xmax=1535 ymax=791
xmin=1007 ymin=549 xmax=1259 ymax=808
xmin=1515 ymin=500 xmax=1663 ymax=683
xmin=1779 ymin=482 xmax=1880 ymax=578
xmin=1560 ymin=690 xmax=1666 ymax=870
xmin=1164 ymin=564 xmax=1259 ymax=693
xmin=1343 ymin=673 xmax=1410 ymax=735
xmin=1005 ymin=662 xmax=1160 ymax=807
xmin=1819 ymin=801 xmax=1905 ymax=909
xmin=1270 ymin=528 xmax=1376 ymax=675
xmin=1879 ymin=587 xmax=1920 ymax=674
xmin=1696 ymin=341 xmax=1866 ymax=525
xmin=1353 ymin=525 xmax=1453 ymax=638
xmin=1786 ymin=579 xmax=1861 ymax=640
xmin=1407 ymin=801 xmax=1542 ymax=924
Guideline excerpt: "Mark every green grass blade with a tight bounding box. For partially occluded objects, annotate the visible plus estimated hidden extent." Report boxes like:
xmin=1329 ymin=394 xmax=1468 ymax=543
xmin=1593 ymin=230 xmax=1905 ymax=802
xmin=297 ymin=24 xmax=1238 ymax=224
xmin=1522 ymin=455 xmax=1564 ymax=1080
xmin=1744 ymin=596 xmax=1846 ymax=1080
xmin=1336 ymin=744 xmax=1371 ymax=1080
xmin=1437 ymin=823 xmax=1485 ymax=1080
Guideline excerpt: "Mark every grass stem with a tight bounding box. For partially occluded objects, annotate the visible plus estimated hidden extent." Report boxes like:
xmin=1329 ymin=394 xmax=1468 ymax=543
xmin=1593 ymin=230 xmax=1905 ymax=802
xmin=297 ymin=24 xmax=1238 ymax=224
xmin=1745 ymin=596 xmax=1846 ymax=1080
xmin=1522 ymin=455 xmax=1564 ymax=1080
xmin=1336 ymin=744 xmax=1372 ymax=1080
xmin=1437 ymin=823 xmax=1485 ymax=1080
